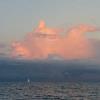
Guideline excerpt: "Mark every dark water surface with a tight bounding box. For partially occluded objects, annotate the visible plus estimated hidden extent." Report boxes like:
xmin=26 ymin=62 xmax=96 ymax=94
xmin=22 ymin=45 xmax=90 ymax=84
xmin=0 ymin=82 xmax=100 ymax=100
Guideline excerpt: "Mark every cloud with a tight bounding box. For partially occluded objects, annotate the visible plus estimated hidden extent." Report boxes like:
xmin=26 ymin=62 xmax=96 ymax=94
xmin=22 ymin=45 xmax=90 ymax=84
xmin=90 ymin=39 xmax=100 ymax=59
xmin=62 ymin=24 xmax=98 ymax=59
xmin=0 ymin=43 xmax=6 ymax=49
xmin=0 ymin=43 xmax=10 ymax=57
xmin=11 ymin=21 xmax=99 ymax=60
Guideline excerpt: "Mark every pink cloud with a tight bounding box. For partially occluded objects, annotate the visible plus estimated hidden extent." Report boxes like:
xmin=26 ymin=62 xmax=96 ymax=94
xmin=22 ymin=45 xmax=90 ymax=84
xmin=11 ymin=21 xmax=99 ymax=60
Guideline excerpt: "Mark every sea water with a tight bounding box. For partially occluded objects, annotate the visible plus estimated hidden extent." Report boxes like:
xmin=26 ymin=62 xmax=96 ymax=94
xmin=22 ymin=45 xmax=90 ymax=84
xmin=0 ymin=82 xmax=100 ymax=100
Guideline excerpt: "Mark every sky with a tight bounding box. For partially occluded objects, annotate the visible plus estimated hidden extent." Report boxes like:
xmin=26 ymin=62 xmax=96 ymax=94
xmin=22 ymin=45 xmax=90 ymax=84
xmin=0 ymin=0 xmax=100 ymax=60
xmin=0 ymin=0 xmax=100 ymax=43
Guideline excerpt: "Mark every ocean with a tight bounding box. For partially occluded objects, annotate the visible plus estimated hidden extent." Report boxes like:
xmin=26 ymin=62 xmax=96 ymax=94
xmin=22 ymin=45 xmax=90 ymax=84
xmin=0 ymin=82 xmax=100 ymax=100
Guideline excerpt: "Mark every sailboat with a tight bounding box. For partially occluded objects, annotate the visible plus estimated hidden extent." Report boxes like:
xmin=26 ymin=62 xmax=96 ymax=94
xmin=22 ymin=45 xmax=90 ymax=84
xmin=27 ymin=78 xmax=30 ymax=83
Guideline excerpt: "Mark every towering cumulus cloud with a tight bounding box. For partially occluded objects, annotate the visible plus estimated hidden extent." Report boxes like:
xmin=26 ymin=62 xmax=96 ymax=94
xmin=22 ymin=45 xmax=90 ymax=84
xmin=11 ymin=21 xmax=99 ymax=60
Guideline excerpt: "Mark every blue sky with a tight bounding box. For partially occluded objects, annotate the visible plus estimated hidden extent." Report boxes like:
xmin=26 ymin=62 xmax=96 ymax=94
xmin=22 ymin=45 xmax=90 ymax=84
xmin=0 ymin=0 xmax=100 ymax=43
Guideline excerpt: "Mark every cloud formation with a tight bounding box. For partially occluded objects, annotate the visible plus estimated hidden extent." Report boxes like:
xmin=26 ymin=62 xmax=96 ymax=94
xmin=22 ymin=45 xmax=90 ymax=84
xmin=11 ymin=21 xmax=99 ymax=60
xmin=0 ymin=43 xmax=9 ymax=57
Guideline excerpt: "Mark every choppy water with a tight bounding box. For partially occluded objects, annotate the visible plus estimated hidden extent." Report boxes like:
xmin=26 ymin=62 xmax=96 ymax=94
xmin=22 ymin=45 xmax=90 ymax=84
xmin=0 ymin=82 xmax=100 ymax=100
